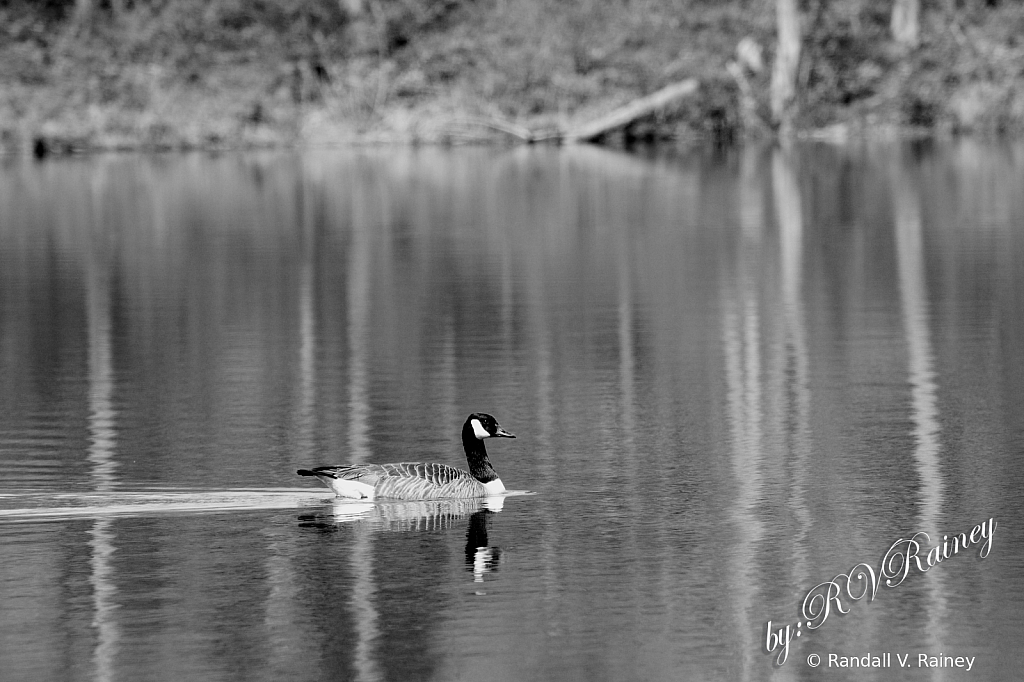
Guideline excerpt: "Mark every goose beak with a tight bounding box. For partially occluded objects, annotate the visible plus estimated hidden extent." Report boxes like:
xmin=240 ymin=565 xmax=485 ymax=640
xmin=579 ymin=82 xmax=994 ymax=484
xmin=495 ymin=427 xmax=516 ymax=438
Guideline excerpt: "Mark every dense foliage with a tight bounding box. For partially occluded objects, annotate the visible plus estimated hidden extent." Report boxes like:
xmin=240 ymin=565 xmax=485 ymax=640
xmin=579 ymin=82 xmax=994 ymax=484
xmin=2 ymin=0 xmax=1023 ymax=150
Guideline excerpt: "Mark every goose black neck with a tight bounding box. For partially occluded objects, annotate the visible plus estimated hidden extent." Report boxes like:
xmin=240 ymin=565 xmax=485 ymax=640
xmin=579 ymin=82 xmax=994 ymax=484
xmin=462 ymin=421 xmax=499 ymax=483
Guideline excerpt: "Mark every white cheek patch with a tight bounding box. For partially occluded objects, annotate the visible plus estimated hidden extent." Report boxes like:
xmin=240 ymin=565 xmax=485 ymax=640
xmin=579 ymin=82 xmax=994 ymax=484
xmin=473 ymin=548 xmax=492 ymax=582
xmin=471 ymin=419 xmax=491 ymax=439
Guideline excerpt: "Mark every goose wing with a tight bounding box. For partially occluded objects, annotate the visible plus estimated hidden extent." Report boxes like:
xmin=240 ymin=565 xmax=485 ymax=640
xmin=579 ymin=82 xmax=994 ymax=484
xmin=375 ymin=462 xmax=485 ymax=500
xmin=299 ymin=462 xmax=485 ymax=500
xmin=299 ymin=464 xmax=388 ymax=486
xmin=378 ymin=462 xmax=471 ymax=485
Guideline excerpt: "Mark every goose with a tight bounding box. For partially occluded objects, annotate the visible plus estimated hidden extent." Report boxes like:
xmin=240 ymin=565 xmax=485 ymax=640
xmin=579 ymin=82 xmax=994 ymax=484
xmin=297 ymin=413 xmax=515 ymax=500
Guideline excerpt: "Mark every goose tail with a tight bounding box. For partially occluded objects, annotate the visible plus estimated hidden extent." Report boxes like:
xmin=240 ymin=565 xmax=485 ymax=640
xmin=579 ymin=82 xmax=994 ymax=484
xmin=298 ymin=467 xmax=376 ymax=499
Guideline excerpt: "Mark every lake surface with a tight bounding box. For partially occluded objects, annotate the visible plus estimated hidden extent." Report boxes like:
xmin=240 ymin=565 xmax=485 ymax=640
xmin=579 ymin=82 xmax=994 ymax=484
xmin=1 ymin=141 xmax=1022 ymax=681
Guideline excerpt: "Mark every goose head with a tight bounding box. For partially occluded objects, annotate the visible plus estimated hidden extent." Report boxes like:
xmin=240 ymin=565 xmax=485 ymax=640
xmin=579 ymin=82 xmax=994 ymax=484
xmin=466 ymin=413 xmax=516 ymax=440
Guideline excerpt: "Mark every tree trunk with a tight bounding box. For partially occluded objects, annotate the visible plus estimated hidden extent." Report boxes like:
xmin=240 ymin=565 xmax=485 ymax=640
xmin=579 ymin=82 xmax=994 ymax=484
xmin=73 ymin=0 xmax=94 ymax=31
xmin=341 ymin=0 xmax=365 ymax=16
xmin=891 ymin=0 xmax=920 ymax=48
xmin=771 ymin=0 xmax=801 ymax=135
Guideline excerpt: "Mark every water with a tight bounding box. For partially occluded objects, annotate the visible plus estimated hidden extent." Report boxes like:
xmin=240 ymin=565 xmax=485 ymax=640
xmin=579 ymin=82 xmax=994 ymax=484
xmin=0 ymin=142 xmax=1022 ymax=681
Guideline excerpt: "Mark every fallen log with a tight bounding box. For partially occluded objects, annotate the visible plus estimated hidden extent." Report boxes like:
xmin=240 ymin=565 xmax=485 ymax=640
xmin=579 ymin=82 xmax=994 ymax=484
xmin=565 ymin=78 xmax=700 ymax=143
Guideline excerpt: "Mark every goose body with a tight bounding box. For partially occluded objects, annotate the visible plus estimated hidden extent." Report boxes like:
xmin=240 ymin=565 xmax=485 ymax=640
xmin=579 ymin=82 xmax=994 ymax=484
xmin=298 ymin=413 xmax=515 ymax=501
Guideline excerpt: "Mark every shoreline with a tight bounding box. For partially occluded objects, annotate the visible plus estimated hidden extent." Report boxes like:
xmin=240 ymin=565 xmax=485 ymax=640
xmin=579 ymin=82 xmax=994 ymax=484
xmin=7 ymin=119 xmax=978 ymax=160
xmin=5 ymin=96 xmax=995 ymax=160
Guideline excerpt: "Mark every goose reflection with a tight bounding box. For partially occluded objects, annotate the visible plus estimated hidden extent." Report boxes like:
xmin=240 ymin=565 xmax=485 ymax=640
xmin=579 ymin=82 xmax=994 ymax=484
xmin=297 ymin=495 xmax=506 ymax=534
xmin=298 ymin=496 xmax=509 ymax=597
xmin=465 ymin=508 xmax=502 ymax=583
